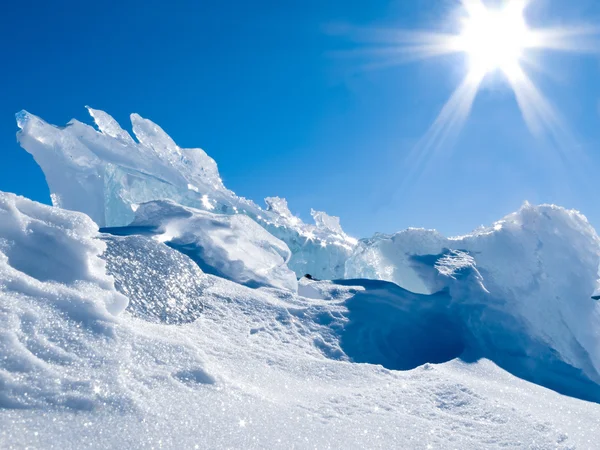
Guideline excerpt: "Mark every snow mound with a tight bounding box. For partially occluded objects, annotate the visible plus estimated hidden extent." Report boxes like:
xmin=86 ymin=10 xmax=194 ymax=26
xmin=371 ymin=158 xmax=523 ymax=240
xmin=345 ymin=203 xmax=600 ymax=400
xmin=0 ymin=192 xmax=127 ymax=408
xmin=0 ymin=191 xmax=127 ymax=320
xmin=317 ymin=274 xmax=600 ymax=403
xmin=0 ymin=192 xmax=215 ymax=410
xmin=104 ymin=200 xmax=298 ymax=292
xmin=2 ymin=194 xmax=600 ymax=447
xmin=16 ymin=108 xmax=356 ymax=279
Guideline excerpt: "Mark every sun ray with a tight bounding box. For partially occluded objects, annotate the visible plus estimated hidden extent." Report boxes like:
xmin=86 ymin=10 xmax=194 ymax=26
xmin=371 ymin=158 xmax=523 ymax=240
xmin=527 ymin=26 xmax=600 ymax=53
xmin=332 ymin=0 xmax=600 ymax=185
xmin=401 ymin=71 xmax=485 ymax=190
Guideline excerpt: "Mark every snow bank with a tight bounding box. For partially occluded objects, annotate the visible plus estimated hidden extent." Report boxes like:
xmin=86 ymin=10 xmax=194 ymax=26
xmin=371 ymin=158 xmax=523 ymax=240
xmin=16 ymin=108 xmax=356 ymax=279
xmin=0 ymin=191 xmax=127 ymax=319
xmin=345 ymin=203 xmax=600 ymax=399
xmin=104 ymin=200 xmax=298 ymax=292
xmin=2 ymin=194 xmax=600 ymax=447
xmin=0 ymin=192 xmax=217 ymax=411
xmin=0 ymin=191 xmax=129 ymax=408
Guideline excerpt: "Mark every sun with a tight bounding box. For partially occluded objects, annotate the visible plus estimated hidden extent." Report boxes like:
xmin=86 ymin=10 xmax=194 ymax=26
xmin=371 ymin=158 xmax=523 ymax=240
xmin=335 ymin=0 xmax=599 ymax=179
xmin=457 ymin=2 xmax=532 ymax=80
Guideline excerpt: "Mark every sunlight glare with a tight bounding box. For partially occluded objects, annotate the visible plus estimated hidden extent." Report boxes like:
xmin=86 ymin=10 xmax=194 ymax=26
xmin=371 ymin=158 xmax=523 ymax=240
xmin=457 ymin=2 xmax=531 ymax=79
xmin=335 ymin=0 xmax=600 ymax=189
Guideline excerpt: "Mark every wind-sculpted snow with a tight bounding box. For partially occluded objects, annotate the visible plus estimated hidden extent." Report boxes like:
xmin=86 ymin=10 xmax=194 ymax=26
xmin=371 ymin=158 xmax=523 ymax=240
xmin=103 ymin=200 xmax=298 ymax=292
xmin=0 ymin=192 xmax=127 ymax=408
xmin=2 ymin=193 xmax=600 ymax=447
xmin=0 ymin=192 xmax=127 ymax=319
xmin=346 ymin=203 xmax=600 ymax=399
xmin=16 ymin=108 xmax=356 ymax=279
xmin=0 ymin=192 xmax=216 ymax=411
xmin=329 ymin=273 xmax=600 ymax=402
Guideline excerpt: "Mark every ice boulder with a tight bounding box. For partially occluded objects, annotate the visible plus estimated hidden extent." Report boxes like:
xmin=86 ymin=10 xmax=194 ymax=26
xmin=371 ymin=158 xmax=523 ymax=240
xmin=103 ymin=200 xmax=298 ymax=292
xmin=16 ymin=108 xmax=357 ymax=279
xmin=345 ymin=203 xmax=600 ymax=389
xmin=101 ymin=233 xmax=208 ymax=324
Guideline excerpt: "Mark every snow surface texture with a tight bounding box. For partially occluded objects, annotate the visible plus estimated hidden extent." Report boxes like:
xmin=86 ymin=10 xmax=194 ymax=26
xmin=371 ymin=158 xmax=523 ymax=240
xmin=0 ymin=192 xmax=128 ymax=408
xmin=104 ymin=200 xmax=298 ymax=292
xmin=16 ymin=108 xmax=355 ymax=279
xmin=2 ymin=193 xmax=600 ymax=449
xmin=7 ymin=106 xmax=600 ymax=447
xmin=100 ymin=232 xmax=207 ymax=324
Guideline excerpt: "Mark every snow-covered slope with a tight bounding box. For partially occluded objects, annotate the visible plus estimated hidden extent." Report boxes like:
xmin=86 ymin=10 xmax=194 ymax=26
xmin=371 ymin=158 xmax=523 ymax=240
xmin=6 ymin=106 xmax=600 ymax=448
xmin=16 ymin=108 xmax=355 ymax=279
xmin=2 ymin=192 xmax=600 ymax=449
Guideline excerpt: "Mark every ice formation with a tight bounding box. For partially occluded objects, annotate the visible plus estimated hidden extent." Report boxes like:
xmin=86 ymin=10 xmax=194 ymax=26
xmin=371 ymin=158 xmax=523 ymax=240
xmin=346 ymin=203 xmax=600 ymax=380
xmin=5 ymin=107 xmax=600 ymax=447
xmin=2 ymin=192 xmax=600 ymax=448
xmin=16 ymin=108 xmax=355 ymax=279
xmin=104 ymin=200 xmax=298 ymax=292
xmin=101 ymin=232 xmax=208 ymax=324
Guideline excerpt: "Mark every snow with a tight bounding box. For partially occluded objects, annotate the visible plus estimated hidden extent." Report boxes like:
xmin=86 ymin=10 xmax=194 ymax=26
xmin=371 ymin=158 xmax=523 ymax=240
xmin=16 ymin=108 xmax=355 ymax=280
xmin=5 ymin=107 xmax=600 ymax=448
xmin=0 ymin=192 xmax=127 ymax=319
xmin=2 ymin=196 xmax=600 ymax=447
xmin=346 ymin=203 xmax=600 ymax=401
xmin=100 ymin=232 xmax=207 ymax=324
xmin=104 ymin=200 xmax=298 ymax=292
xmin=1 ymin=208 xmax=600 ymax=447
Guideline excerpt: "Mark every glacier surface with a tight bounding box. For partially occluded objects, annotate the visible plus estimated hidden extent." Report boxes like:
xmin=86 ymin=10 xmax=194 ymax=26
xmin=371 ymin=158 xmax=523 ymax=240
xmin=4 ymin=107 xmax=600 ymax=448
xmin=2 ymin=191 xmax=600 ymax=449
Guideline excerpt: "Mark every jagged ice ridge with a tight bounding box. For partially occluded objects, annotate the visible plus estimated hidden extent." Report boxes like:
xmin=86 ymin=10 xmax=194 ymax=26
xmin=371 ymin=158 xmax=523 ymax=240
xmin=2 ymin=107 xmax=600 ymax=448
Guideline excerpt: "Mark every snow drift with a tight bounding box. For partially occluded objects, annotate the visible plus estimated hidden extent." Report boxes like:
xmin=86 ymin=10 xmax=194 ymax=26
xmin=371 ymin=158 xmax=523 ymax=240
xmin=103 ymin=200 xmax=298 ymax=292
xmin=0 ymin=191 xmax=127 ymax=320
xmin=2 ymin=196 xmax=599 ymax=448
xmin=345 ymin=203 xmax=600 ymax=397
xmin=0 ymin=191 xmax=216 ymax=411
xmin=0 ymin=192 xmax=126 ymax=408
xmin=6 ymin=106 xmax=600 ymax=447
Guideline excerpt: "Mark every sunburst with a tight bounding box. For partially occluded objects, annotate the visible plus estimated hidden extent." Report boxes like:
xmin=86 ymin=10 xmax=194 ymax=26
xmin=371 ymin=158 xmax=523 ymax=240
xmin=335 ymin=0 xmax=599 ymax=179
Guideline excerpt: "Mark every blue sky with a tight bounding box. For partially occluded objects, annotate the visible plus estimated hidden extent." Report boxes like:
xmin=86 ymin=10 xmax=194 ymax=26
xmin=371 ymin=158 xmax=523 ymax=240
xmin=1 ymin=0 xmax=600 ymax=237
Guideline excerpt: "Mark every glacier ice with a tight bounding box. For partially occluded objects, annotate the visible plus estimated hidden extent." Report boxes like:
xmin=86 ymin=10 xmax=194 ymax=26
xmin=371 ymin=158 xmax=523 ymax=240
xmin=7 ymin=104 xmax=600 ymax=447
xmin=345 ymin=203 xmax=600 ymax=397
xmin=16 ymin=108 xmax=355 ymax=280
xmin=2 ymin=191 xmax=600 ymax=448
xmin=104 ymin=200 xmax=298 ymax=292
